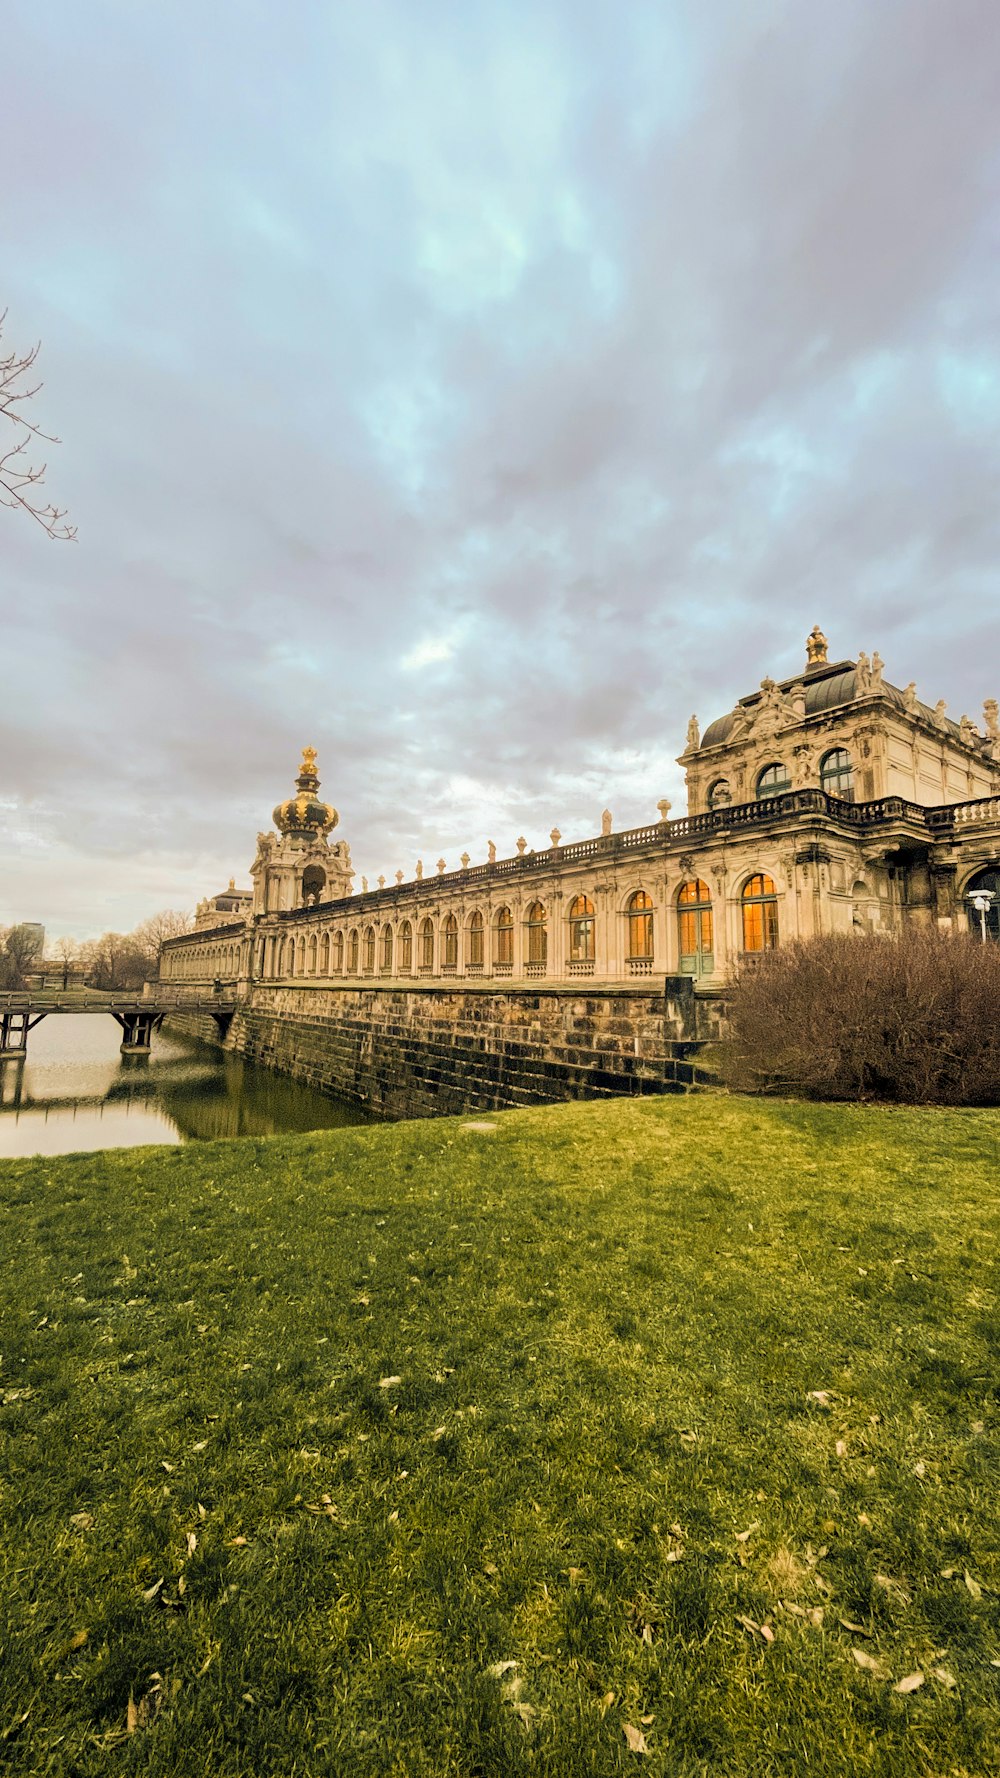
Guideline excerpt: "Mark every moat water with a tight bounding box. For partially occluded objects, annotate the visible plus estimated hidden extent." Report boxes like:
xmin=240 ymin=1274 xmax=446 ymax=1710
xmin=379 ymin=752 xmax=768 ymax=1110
xmin=0 ymin=1015 xmax=370 ymax=1158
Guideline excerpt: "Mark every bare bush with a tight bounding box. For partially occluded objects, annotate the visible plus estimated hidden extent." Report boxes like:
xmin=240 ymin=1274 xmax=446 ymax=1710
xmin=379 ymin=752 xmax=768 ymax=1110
xmin=722 ymin=931 xmax=1000 ymax=1105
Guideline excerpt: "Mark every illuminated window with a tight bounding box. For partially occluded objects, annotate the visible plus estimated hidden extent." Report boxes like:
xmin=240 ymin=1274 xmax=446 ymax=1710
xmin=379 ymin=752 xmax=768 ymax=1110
xmin=820 ymin=748 xmax=854 ymax=801
xmin=348 ymin=929 xmax=359 ymax=973
xmin=381 ymin=923 xmax=393 ymax=969
xmin=420 ymin=917 xmax=434 ymax=970
xmin=494 ymin=906 xmax=514 ymax=965
xmin=467 ymin=910 xmax=484 ymax=966
xmin=627 ymin=889 xmax=654 ymax=960
xmin=756 ymin=763 xmax=791 ymax=799
xmin=741 ymin=875 xmax=778 ymax=951
xmin=398 ymin=921 xmax=412 ymax=972
xmin=677 ymin=880 xmax=713 ymax=975
xmin=568 ymin=894 xmax=596 ymax=962
xmin=526 ymin=901 xmax=547 ymax=964
xmin=708 ymin=778 xmax=732 ymax=810
xmin=443 ymin=913 xmax=458 ymax=967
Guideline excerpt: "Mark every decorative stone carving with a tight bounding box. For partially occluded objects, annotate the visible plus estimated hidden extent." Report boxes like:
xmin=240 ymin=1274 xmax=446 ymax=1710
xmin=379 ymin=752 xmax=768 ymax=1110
xmin=855 ymin=652 xmax=872 ymax=694
xmin=437 ymin=858 xmax=446 ymax=875
xmin=806 ymin=624 xmax=828 ymax=665
xmin=747 ymin=678 xmax=795 ymax=738
xmin=488 ymin=840 xmax=497 ymax=863
xmin=678 ymin=853 xmax=694 ymax=877
xmin=686 ymin=715 xmax=700 ymax=750
xmin=378 ymin=875 xmax=385 ymax=889
xmin=903 ymin=682 xmax=918 ymax=714
xmin=461 ymin=852 xmax=470 ymax=869
xmin=933 ymin=700 xmax=948 ymax=729
xmin=516 ymin=836 xmax=527 ymax=856
xmin=361 ymin=876 xmax=368 ymax=894
xmin=871 ymin=651 xmax=884 ymax=689
xmin=657 ymin=798 xmax=671 ymax=822
xmin=549 ymin=828 xmax=561 ymax=848
xmin=959 ymin=714 xmax=979 ymax=747
xmin=395 ymin=870 xmax=404 ymax=885
xmin=983 ymin=698 xmax=999 ymax=741
xmin=416 ymin=860 xmax=424 ymax=880
xmin=601 ymin=810 xmax=613 ymax=836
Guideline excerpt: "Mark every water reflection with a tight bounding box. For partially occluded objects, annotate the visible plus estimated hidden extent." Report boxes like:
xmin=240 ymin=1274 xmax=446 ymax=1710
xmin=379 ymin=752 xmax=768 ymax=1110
xmin=0 ymin=1014 xmax=369 ymax=1157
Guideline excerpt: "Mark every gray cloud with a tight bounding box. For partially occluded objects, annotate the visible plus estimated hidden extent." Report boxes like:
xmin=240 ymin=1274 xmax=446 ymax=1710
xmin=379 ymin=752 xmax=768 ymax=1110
xmin=2 ymin=0 xmax=999 ymax=935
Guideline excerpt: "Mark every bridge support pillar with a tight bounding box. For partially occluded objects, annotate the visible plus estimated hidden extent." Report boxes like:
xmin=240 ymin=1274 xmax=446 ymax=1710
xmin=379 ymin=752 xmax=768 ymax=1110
xmin=113 ymin=1012 xmax=162 ymax=1056
xmin=1 ymin=1011 xmax=44 ymax=1058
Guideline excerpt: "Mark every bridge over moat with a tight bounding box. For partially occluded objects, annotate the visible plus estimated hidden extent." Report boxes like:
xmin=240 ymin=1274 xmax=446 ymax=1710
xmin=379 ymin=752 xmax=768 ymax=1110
xmin=0 ymin=989 xmax=238 ymax=1059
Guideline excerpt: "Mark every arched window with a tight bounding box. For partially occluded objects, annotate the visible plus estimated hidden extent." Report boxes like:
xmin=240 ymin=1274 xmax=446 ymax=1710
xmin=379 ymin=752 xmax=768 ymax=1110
xmin=308 ymin=934 xmax=318 ymax=974
xmin=297 ymin=936 xmax=307 ymax=974
xmin=741 ymin=874 xmax=778 ymax=952
xmin=568 ymin=894 xmax=596 ymax=963
xmin=420 ymin=917 xmax=434 ymax=971
xmin=494 ymin=906 xmax=514 ymax=967
xmin=319 ymin=932 xmax=330 ymax=974
xmin=965 ymin=867 xmax=1000 ymax=943
xmin=348 ymin=928 xmax=359 ymax=973
xmin=381 ymin=923 xmax=393 ymax=970
xmin=333 ymin=931 xmax=344 ymax=974
xmin=707 ymin=778 xmax=732 ymax=811
xmin=756 ymin=763 xmax=791 ymax=800
xmin=678 ymin=880 xmax=713 ymax=975
xmin=526 ymin=901 xmax=547 ymax=966
xmin=399 ymin=920 xmax=413 ymax=972
xmin=364 ymin=925 xmax=376 ymax=972
xmin=442 ymin=913 xmax=458 ymax=969
xmin=467 ymin=910 xmax=484 ymax=968
xmin=820 ymin=748 xmax=854 ymax=801
xmin=627 ymin=889 xmax=654 ymax=960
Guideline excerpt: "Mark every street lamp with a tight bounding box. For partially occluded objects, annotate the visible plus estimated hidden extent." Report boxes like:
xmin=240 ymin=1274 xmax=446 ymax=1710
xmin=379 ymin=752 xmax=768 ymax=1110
xmin=967 ymin=888 xmax=996 ymax=943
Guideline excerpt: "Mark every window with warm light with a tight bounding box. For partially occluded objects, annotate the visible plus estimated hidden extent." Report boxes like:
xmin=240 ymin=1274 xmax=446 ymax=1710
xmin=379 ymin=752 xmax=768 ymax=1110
xmin=741 ymin=874 xmax=778 ymax=951
xmin=526 ymin=902 xmax=547 ymax=964
xmin=467 ymin=910 xmax=484 ymax=965
xmin=627 ymin=889 xmax=654 ymax=959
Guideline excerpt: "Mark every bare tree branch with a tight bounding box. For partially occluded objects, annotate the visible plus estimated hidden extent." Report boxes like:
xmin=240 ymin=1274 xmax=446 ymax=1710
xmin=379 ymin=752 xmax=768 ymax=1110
xmin=0 ymin=309 xmax=76 ymax=540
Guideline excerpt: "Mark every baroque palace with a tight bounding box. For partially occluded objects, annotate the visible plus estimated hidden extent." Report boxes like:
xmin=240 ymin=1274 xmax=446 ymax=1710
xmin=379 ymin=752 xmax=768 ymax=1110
xmin=162 ymin=625 xmax=1000 ymax=993
xmin=158 ymin=627 xmax=1000 ymax=1114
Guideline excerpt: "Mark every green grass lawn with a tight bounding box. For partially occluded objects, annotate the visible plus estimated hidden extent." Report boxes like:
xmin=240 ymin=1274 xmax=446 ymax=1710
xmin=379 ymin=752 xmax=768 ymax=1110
xmin=1 ymin=1096 xmax=999 ymax=1777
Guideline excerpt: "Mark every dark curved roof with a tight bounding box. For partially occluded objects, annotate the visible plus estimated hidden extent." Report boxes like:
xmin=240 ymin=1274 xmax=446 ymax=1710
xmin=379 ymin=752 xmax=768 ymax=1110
xmin=699 ymin=662 xmax=965 ymax=751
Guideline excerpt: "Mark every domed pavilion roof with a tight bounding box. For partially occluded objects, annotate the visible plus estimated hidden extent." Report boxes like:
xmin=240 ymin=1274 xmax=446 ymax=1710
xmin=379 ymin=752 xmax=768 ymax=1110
xmin=272 ymin=748 xmax=339 ymax=839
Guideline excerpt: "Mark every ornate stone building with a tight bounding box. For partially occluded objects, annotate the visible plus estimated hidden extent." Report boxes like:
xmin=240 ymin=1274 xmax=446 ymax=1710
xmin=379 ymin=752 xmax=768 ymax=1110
xmin=161 ymin=627 xmax=1000 ymax=997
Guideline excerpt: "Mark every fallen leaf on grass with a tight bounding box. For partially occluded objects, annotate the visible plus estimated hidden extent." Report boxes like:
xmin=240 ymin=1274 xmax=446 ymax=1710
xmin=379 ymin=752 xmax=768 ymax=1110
xmin=191 ymin=1440 xmax=207 ymax=1453
xmin=853 ymin=1650 xmax=888 ymax=1677
xmin=69 ymin=1512 xmax=94 ymax=1531
xmin=894 ymin=1672 xmax=924 ymax=1694
xmin=640 ymin=1713 xmax=655 ymax=1725
xmin=486 ymin=1660 xmax=518 ymax=1680
xmin=875 ymin=1573 xmax=911 ymax=1606
xmin=964 ymin=1571 xmax=983 ymax=1600
xmin=623 ymin=1723 xmax=649 ymax=1754
xmin=734 ymin=1522 xmax=759 ymax=1543
xmin=931 ymin=1666 xmax=957 ymax=1689
xmin=737 ymin=1615 xmax=774 ymax=1644
xmin=598 ymin=1692 xmax=616 ymax=1716
xmin=839 ymin=1618 xmax=871 ymax=1637
xmin=379 ymin=1376 xmax=402 ymax=1389
xmin=68 ymin=1629 xmax=88 ymax=1650
xmin=483 ymin=1562 xmax=499 ymax=1577
xmin=806 ymin=1391 xmax=833 ymax=1408
xmin=185 ymin=1532 xmax=197 ymax=1556
xmin=140 ymin=1579 xmax=164 ymax=1604
xmin=835 ymin=1440 xmax=847 ymax=1458
xmin=227 ymin=1536 xmax=248 ymax=1547
xmin=511 ymin=1701 xmax=537 ymax=1731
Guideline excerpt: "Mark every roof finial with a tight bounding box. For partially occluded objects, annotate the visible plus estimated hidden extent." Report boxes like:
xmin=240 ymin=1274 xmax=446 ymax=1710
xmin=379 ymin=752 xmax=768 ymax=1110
xmin=806 ymin=624 xmax=828 ymax=667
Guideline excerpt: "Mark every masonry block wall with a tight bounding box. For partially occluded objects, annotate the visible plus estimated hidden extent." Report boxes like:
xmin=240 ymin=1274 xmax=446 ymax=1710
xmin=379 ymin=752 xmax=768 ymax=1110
xmin=168 ymin=981 xmax=725 ymax=1119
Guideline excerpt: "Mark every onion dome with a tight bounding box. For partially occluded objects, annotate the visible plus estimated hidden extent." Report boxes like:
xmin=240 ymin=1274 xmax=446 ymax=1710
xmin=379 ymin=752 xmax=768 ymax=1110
xmin=272 ymin=747 xmax=338 ymax=838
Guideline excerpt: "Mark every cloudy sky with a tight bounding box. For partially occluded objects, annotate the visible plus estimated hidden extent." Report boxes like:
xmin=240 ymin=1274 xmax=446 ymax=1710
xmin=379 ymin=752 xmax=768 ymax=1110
xmin=3 ymin=0 xmax=1000 ymax=939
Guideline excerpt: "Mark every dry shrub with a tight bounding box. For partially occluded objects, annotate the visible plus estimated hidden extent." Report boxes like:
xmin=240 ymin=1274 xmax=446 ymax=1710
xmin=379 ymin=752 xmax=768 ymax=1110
xmin=723 ymin=930 xmax=1000 ymax=1105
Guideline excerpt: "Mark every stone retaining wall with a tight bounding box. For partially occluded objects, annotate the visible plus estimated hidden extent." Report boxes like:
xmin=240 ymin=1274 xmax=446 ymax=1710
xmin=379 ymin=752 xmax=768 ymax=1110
xmin=165 ymin=979 xmax=724 ymax=1120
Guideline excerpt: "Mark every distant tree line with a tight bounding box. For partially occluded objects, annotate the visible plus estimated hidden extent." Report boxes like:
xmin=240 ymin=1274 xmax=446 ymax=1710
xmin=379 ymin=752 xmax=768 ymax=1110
xmin=0 ymin=911 xmax=193 ymax=990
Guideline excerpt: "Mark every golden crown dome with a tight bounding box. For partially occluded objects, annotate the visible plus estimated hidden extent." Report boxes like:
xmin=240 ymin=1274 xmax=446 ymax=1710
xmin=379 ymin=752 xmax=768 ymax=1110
xmin=272 ymin=747 xmax=338 ymax=839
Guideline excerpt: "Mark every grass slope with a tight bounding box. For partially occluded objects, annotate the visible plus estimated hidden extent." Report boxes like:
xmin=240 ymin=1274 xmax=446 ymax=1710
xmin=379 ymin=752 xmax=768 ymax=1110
xmin=1 ymin=1097 xmax=999 ymax=1777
